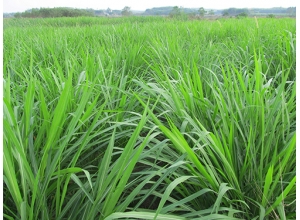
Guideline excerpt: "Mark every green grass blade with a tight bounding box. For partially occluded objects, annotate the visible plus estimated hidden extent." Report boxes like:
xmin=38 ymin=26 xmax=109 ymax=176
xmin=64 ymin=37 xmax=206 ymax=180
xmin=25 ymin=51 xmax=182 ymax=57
xmin=261 ymin=165 xmax=273 ymax=207
xmin=39 ymin=74 xmax=72 ymax=179
xmin=265 ymin=176 xmax=296 ymax=215
xmin=102 ymin=104 xmax=149 ymax=217
xmin=154 ymin=176 xmax=193 ymax=219
xmin=105 ymin=211 xmax=186 ymax=220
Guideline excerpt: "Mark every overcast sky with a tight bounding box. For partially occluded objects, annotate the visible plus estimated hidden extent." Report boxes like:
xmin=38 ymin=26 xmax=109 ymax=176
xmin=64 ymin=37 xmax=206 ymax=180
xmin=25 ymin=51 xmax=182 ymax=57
xmin=3 ymin=0 xmax=298 ymax=13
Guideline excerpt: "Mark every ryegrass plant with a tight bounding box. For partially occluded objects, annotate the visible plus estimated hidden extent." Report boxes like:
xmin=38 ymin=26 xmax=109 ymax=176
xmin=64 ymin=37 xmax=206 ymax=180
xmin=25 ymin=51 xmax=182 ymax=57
xmin=4 ymin=16 xmax=295 ymax=219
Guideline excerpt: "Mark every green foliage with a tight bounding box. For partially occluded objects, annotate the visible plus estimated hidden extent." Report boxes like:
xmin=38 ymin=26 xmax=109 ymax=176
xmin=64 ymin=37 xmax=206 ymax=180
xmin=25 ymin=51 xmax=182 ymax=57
xmin=169 ymin=6 xmax=188 ymax=20
xmin=199 ymin=7 xmax=207 ymax=16
xmin=236 ymin=12 xmax=248 ymax=18
xmin=144 ymin=7 xmax=198 ymax=16
xmin=187 ymin=12 xmax=196 ymax=18
xmin=223 ymin=11 xmax=229 ymax=16
xmin=169 ymin=6 xmax=181 ymax=17
xmin=13 ymin=7 xmax=94 ymax=18
xmin=3 ymin=16 xmax=296 ymax=219
xmin=223 ymin=8 xmax=250 ymax=16
xmin=144 ymin=7 xmax=174 ymax=15
xmin=286 ymin=7 xmax=296 ymax=16
xmin=121 ymin=6 xmax=132 ymax=16
xmin=208 ymin=10 xmax=215 ymax=15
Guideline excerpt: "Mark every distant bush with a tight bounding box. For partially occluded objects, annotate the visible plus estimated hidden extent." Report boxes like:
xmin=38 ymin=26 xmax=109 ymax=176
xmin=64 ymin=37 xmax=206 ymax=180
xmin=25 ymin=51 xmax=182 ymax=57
xmin=14 ymin=7 xmax=94 ymax=18
xmin=267 ymin=14 xmax=275 ymax=18
xmin=169 ymin=6 xmax=188 ymax=20
xmin=121 ymin=6 xmax=132 ymax=16
xmin=236 ymin=12 xmax=248 ymax=18
xmin=222 ymin=11 xmax=229 ymax=16
xmin=188 ymin=12 xmax=197 ymax=19
xmin=223 ymin=8 xmax=249 ymax=16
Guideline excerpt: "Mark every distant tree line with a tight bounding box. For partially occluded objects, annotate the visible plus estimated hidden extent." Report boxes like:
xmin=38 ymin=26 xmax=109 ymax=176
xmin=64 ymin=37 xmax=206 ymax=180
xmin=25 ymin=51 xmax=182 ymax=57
xmin=286 ymin=7 xmax=296 ymax=16
xmin=168 ymin=6 xmax=216 ymax=19
xmin=255 ymin=7 xmax=295 ymax=15
xmin=144 ymin=6 xmax=207 ymax=16
xmin=222 ymin=7 xmax=296 ymax=17
xmin=9 ymin=6 xmax=296 ymax=18
xmin=221 ymin=8 xmax=249 ymax=16
xmin=121 ymin=6 xmax=132 ymax=16
xmin=14 ymin=7 xmax=94 ymax=18
xmin=169 ymin=6 xmax=186 ymax=19
xmin=153 ymin=6 xmax=295 ymax=17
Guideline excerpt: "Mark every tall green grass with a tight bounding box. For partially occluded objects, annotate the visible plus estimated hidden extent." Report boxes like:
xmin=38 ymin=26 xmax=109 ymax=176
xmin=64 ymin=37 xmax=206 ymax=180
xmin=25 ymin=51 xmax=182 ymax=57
xmin=3 ymin=16 xmax=295 ymax=219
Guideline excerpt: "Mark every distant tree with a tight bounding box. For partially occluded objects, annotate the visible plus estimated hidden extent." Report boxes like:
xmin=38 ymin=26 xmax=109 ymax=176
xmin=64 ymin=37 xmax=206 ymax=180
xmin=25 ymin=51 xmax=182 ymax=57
xmin=30 ymin=8 xmax=40 ymax=17
xmin=188 ymin=12 xmax=196 ymax=18
xmin=208 ymin=10 xmax=214 ymax=15
xmin=13 ymin=7 xmax=94 ymax=18
xmin=169 ymin=6 xmax=187 ymax=20
xmin=169 ymin=6 xmax=181 ymax=18
xmin=199 ymin=7 xmax=206 ymax=17
xmin=39 ymin=8 xmax=51 ymax=17
xmin=222 ymin=8 xmax=249 ymax=16
xmin=143 ymin=6 xmax=181 ymax=16
xmin=14 ymin=12 xmax=21 ymax=18
xmin=286 ymin=7 xmax=296 ymax=16
xmin=121 ymin=6 xmax=132 ymax=16
xmin=106 ymin=8 xmax=112 ymax=15
xmin=236 ymin=12 xmax=248 ymax=18
xmin=222 ymin=11 xmax=229 ymax=16
xmin=267 ymin=14 xmax=275 ymax=18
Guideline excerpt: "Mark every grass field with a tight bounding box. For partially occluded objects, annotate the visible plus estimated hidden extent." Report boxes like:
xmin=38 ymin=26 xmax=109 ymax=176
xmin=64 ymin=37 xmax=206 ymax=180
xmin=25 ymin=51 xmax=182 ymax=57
xmin=3 ymin=16 xmax=296 ymax=219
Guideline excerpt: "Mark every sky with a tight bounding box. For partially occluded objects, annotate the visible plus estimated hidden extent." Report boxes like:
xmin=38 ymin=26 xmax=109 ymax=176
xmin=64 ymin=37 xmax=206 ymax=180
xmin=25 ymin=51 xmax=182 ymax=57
xmin=3 ymin=0 xmax=298 ymax=13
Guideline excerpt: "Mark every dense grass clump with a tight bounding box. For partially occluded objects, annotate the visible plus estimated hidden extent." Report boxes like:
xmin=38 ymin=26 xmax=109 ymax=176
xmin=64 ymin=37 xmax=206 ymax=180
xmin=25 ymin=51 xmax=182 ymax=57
xmin=3 ymin=16 xmax=295 ymax=219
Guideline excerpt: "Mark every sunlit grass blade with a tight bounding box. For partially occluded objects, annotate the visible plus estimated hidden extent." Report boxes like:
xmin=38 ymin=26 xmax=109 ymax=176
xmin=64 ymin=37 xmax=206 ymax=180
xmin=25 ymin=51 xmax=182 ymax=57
xmin=211 ymin=183 xmax=233 ymax=214
xmin=105 ymin=211 xmax=186 ymax=220
xmin=135 ymin=95 xmax=218 ymax=190
xmin=102 ymin=104 xmax=149 ymax=217
xmin=154 ymin=176 xmax=193 ymax=219
xmin=265 ymin=175 xmax=296 ymax=215
xmin=261 ymin=165 xmax=273 ymax=207
xmin=38 ymin=74 xmax=73 ymax=179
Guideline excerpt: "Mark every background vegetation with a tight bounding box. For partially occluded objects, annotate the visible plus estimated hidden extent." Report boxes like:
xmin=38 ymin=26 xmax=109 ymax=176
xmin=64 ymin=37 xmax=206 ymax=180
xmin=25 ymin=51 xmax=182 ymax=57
xmin=3 ymin=6 xmax=296 ymax=18
xmin=3 ymin=16 xmax=296 ymax=219
xmin=13 ymin=7 xmax=95 ymax=18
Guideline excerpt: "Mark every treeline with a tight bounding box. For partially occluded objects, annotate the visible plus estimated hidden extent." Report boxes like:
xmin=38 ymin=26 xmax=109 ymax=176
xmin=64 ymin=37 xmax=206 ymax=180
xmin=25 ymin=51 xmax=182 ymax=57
xmin=221 ymin=8 xmax=249 ymax=16
xmin=144 ymin=7 xmax=202 ymax=16
xmin=7 ymin=6 xmax=296 ymax=18
xmin=144 ymin=7 xmax=179 ymax=15
xmin=143 ymin=6 xmax=296 ymax=17
xmin=14 ymin=7 xmax=94 ymax=18
xmin=222 ymin=7 xmax=296 ymax=16
xmin=252 ymin=7 xmax=296 ymax=15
